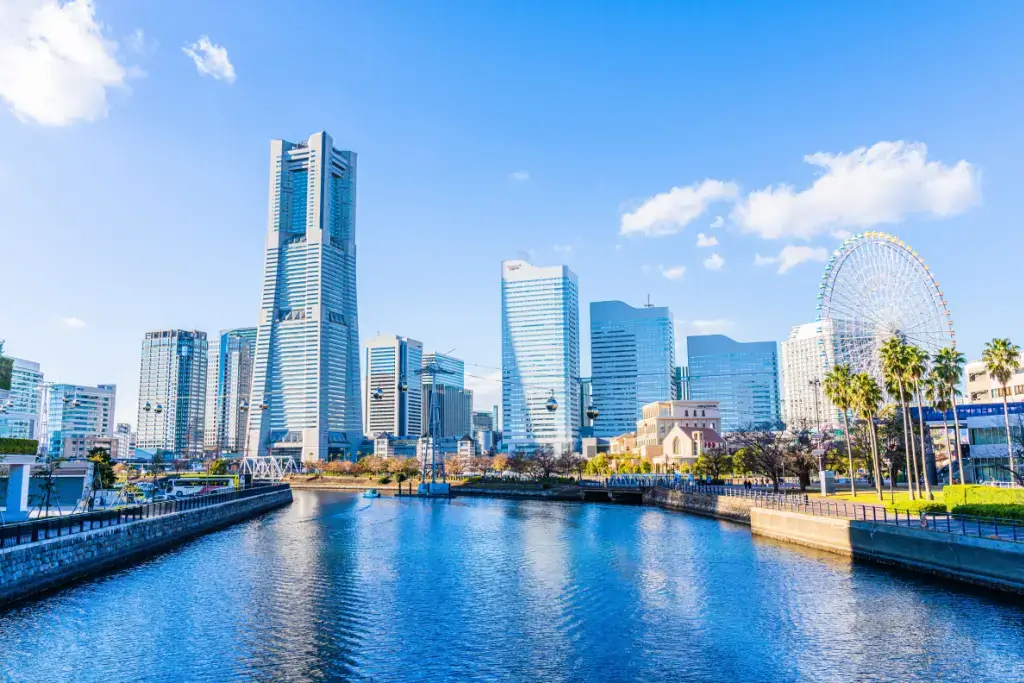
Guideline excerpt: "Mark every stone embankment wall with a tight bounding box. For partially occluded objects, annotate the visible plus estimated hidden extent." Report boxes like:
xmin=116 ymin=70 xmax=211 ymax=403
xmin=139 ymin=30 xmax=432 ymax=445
xmin=0 ymin=487 xmax=293 ymax=607
xmin=643 ymin=487 xmax=755 ymax=524
xmin=751 ymin=507 xmax=1024 ymax=595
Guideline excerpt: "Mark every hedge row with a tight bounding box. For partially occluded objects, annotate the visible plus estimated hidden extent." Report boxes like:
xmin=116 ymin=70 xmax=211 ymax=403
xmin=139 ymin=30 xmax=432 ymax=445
xmin=886 ymin=500 xmax=947 ymax=514
xmin=0 ymin=438 xmax=38 ymax=455
xmin=949 ymin=504 xmax=1024 ymax=521
xmin=943 ymin=485 xmax=1024 ymax=508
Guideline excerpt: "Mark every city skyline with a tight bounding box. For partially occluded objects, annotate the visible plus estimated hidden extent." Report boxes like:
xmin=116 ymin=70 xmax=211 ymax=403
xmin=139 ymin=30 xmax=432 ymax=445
xmin=2 ymin=2 xmax=1021 ymax=427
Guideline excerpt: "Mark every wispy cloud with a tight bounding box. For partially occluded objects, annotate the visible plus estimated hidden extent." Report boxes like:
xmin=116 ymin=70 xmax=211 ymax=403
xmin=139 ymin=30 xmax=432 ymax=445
xmin=0 ymin=0 xmax=135 ymax=126
xmin=754 ymin=245 xmax=829 ymax=274
xmin=696 ymin=233 xmax=718 ymax=248
xmin=552 ymin=244 xmax=573 ymax=255
xmin=127 ymin=28 xmax=156 ymax=55
xmin=703 ymin=253 xmax=725 ymax=270
xmin=509 ymin=170 xmax=530 ymax=182
xmin=710 ymin=216 xmax=724 ymax=229
xmin=620 ymin=180 xmax=739 ymax=237
xmin=60 ymin=316 xmax=86 ymax=329
xmin=183 ymin=36 xmax=235 ymax=83
xmin=642 ymin=264 xmax=686 ymax=281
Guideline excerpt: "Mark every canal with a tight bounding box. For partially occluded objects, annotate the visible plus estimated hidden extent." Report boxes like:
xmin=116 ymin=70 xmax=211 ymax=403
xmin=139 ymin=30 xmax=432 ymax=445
xmin=2 ymin=490 xmax=1023 ymax=682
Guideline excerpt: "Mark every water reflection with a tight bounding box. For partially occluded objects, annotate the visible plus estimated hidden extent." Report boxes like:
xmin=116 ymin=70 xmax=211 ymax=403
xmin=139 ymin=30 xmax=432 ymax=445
xmin=1 ymin=491 xmax=1023 ymax=682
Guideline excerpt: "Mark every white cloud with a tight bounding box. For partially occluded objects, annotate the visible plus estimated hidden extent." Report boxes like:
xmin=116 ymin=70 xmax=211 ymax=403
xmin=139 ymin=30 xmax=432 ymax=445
xmin=661 ymin=265 xmax=686 ymax=281
xmin=710 ymin=215 xmax=725 ymax=229
xmin=642 ymin=264 xmax=687 ymax=281
xmin=620 ymin=179 xmax=739 ymax=237
xmin=60 ymin=316 xmax=86 ymax=329
xmin=126 ymin=27 xmax=155 ymax=55
xmin=703 ymin=252 xmax=724 ymax=270
xmin=552 ymin=244 xmax=573 ymax=255
xmin=182 ymin=36 xmax=235 ymax=83
xmin=731 ymin=141 xmax=980 ymax=239
xmin=696 ymin=233 xmax=718 ymax=248
xmin=0 ymin=0 xmax=133 ymax=126
xmin=466 ymin=370 xmax=502 ymax=411
xmin=509 ymin=170 xmax=530 ymax=182
xmin=754 ymin=245 xmax=829 ymax=274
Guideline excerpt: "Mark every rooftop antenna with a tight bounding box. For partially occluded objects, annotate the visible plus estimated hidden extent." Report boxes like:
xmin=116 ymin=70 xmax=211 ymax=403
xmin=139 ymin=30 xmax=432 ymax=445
xmin=644 ymin=294 xmax=654 ymax=308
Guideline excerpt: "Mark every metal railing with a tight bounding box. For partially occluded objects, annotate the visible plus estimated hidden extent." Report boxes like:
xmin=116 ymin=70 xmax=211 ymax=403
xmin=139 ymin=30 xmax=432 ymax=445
xmin=754 ymin=497 xmax=1024 ymax=544
xmin=0 ymin=484 xmax=289 ymax=549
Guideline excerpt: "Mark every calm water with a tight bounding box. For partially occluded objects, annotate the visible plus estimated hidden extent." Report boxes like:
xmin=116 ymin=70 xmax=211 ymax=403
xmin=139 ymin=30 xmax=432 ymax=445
xmin=2 ymin=491 xmax=1024 ymax=682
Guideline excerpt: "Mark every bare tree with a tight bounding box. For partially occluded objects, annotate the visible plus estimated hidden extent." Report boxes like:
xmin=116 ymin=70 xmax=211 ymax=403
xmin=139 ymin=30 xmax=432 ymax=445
xmin=31 ymin=453 xmax=68 ymax=517
xmin=531 ymin=446 xmax=558 ymax=480
xmin=730 ymin=422 xmax=788 ymax=492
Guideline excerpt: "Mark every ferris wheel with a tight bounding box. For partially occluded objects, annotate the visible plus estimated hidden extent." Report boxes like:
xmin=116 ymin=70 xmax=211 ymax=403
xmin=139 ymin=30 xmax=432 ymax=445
xmin=816 ymin=231 xmax=955 ymax=383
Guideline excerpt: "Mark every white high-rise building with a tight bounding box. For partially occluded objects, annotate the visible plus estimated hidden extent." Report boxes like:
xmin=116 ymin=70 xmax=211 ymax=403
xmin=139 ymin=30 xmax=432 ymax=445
xmin=137 ymin=330 xmax=208 ymax=459
xmin=780 ymin=322 xmax=831 ymax=430
xmin=364 ymin=335 xmax=423 ymax=439
xmin=501 ymin=260 xmax=580 ymax=454
xmin=247 ymin=132 xmax=362 ymax=462
xmin=0 ymin=357 xmax=44 ymax=440
xmin=204 ymin=328 xmax=257 ymax=455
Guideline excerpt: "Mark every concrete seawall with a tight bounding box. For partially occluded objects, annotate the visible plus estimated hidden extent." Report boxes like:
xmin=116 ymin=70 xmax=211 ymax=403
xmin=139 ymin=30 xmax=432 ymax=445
xmin=0 ymin=487 xmax=293 ymax=607
xmin=751 ymin=507 xmax=1024 ymax=595
xmin=643 ymin=487 xmax=755 ymax=524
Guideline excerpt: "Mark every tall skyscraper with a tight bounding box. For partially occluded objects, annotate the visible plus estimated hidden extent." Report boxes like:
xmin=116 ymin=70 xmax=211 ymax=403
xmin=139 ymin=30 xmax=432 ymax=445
xmin=673 ymin=366 xmax=690 ymax=400
xmin=687 ymin=334 xmax=781 ymax=432
xmin=247 ymin=131 xmax=362 ymax=462
xmin=204 ymin=327 xmax=257 ymax=454
xmin=42 ymin=383 xmax=116 ymax=459
xmin=420 ymin=351 xmax=471 ymax=438
xmin=780 ymin=322 xmax=831 ymax=430
xmin=421 ymin=352 xmax=465 ymax=389
xmin=137 ymin=330 xmax=208 ymax=459
xmin=0 ymin=357 xmax=43 ymax=440
xmin=589 ymin=300 xmax=675 ymax=438
xmin=501 ymin=259 xmax=580 ymax=454
xmin=365 ymin=334 xmax=423 ymax=438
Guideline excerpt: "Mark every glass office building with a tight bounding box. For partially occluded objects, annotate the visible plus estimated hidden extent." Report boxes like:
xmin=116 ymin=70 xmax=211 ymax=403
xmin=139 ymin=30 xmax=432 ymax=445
xmin=0 ymin=358 xmax=44 ymax=440
xmin=43 ymin=383 xmax=116 ymax=459
xmin=687 ymin=334 xmax=781 ymax=432
xmin=137 ymin=329 xmax=208 ymax=459
xmin=248 ymin=131 xmax=363 ymax=462
xmin=204 ymin=327 xmax=257 ymax=454
xmin=421 ymin=352 xmax=465 ymax=389
xmin=501 ymin=260 xmax=580 ymax=454
xmin=364 ymin=334 xmax=423 ymax=438
xmin=590 ymin=301 xmax=675 ymax=438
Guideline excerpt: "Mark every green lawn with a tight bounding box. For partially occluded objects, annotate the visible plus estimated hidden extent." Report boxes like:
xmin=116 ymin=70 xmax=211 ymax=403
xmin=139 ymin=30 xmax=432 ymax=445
xmin=807 ymin=489 xmax=946 ymax=508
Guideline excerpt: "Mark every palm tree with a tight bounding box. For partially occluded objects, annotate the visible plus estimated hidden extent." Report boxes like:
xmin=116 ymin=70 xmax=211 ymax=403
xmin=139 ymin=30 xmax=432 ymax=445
xmin=933 ymin=346 xmax=967 ymax=485
xmin=851 ymin=372 xmax=884 ymax=500
xmin=982 ymin=338 xmax=1021 ymax=478
xmin=925 ymin=372 xmax=955 ymax=485
xmin=881 ymin=337 xmax=918 ymax=500
xmin=905 ymin=345 xmax=934 ymax=500
xmin=823 ymin=364 xmax=857 ymax=496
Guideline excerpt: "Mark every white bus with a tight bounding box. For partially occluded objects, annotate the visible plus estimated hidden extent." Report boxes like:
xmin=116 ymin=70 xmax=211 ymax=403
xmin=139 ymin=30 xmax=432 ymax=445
xmin=168 ymin=475 xmax=239 ymax=497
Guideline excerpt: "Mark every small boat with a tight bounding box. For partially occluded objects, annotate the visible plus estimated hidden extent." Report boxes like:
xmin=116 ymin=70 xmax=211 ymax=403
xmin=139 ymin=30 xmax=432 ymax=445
xmin=363 ymin=488 xmax=381 ymax=499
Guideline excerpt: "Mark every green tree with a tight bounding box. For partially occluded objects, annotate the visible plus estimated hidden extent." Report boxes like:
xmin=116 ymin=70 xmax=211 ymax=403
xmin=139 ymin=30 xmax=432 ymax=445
xmin=925 ymin=371 xmax=957 ymax=485
xmin=905 ymin=345 xmax=934 ymax=499
xmin=881 ymin=338 xmax=919 ymax=500
xmin=208 ymin=459 xmax=228 ymax=475
xmin=694 ymin=447 xmax=732 ymax=481
xmin=87 ymin=446 xmax=116 ymax=489
xmin=982 ymin=337 xmax=1021 ymax=477
xmin=823 ymin=364 xmax=857 ymax=496
xmin=933 ymin=346 xmax=967 ymax=484
xmin=851 ymin=373 xmax=883 ymax=499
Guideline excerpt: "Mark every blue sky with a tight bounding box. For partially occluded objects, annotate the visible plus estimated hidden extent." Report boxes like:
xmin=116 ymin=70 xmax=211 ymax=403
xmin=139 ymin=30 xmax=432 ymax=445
xmin=1 ymin=0 xmax=1022 ymax=423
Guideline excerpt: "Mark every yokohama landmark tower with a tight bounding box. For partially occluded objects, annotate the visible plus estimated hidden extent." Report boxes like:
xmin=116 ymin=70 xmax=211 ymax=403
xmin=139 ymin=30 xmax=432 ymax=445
xmin=246 ymin=132 xmax=362 ymax=462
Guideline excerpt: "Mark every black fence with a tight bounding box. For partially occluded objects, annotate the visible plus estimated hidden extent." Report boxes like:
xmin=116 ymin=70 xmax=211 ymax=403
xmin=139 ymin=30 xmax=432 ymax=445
xmin=754 ymin=497 xmax=1024 ymax=544
xmin=0 ymin=484 xmax=289 ymax=549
